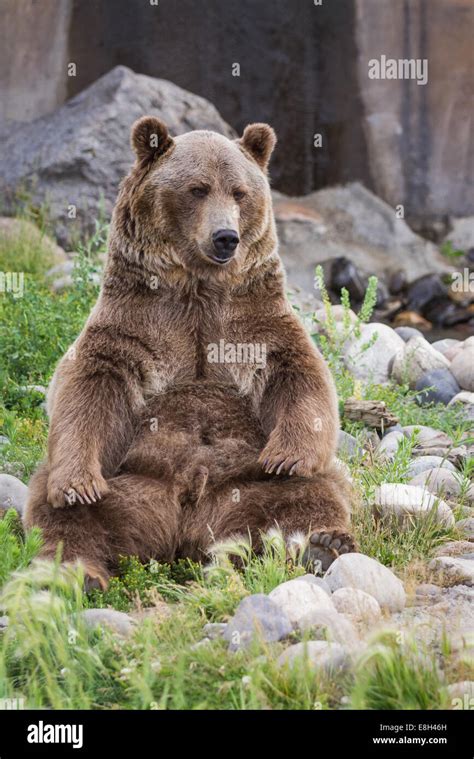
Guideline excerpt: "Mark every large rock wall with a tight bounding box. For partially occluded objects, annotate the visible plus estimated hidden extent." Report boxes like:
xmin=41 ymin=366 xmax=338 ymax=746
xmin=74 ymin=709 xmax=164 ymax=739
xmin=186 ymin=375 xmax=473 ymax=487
xmin=0 ymin=0 xmax=73 ymax=123
xmin=355 ymin=0 xmax=474 ymax=221
xmin=63 ymin=0 xmax=371 ymax=196
xmin=0 ymin=0 xmax=472 ymax=220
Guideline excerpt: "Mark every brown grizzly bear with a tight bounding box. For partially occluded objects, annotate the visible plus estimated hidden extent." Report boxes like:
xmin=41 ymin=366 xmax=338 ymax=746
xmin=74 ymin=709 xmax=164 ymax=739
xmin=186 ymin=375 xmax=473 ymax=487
xmin=25 ymin=117 xmax=355 ymax=589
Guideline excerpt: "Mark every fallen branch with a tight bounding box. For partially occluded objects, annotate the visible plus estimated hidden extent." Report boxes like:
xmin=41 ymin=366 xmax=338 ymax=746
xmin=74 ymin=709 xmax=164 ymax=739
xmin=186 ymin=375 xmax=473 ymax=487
xmin=343 ymin=398 xmax=399 ymax=430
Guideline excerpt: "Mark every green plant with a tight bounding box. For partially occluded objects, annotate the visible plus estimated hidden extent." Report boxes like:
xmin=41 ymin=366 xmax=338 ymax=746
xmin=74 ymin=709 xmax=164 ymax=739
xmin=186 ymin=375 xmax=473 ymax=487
xmin=0 ymin=405 xmax=48 ymax=480
xmin=440 ymin=240 xmax=464 ymax=262
xmin=85 ymin=556 xmax=201 ymax=612
xmin=0 ymin=187 xmax=52 ymax=240
xmin=0 ymin=249 xmax=102 ymax=408
xmin=0 ymin=220 xmax=57 ymax=276
xmin=87 ymin=531 xmax=307 ymax=619
xmin=350 ymin=633 xmax=444 ymax=709
xmin=352 ymin=501 xmax=458 ymax=570
xmin=0 ymin=510 xmax=43 ymax=587
xmin=349 ymin=432 xmax=460 ymax=568
xmin=313 ymin=265 xmax=378 ymax=374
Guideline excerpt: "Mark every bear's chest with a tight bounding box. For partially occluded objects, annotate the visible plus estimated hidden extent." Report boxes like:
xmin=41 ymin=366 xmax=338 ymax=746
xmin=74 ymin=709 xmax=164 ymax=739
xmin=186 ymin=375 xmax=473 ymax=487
xmin=144 ymin=301 xmax=262 ymax=394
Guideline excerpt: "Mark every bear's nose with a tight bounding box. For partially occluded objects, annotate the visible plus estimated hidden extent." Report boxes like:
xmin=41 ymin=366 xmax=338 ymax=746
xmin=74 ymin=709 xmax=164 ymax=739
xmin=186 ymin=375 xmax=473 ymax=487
xmin=212 ymin=229 xmax=240 ymax=261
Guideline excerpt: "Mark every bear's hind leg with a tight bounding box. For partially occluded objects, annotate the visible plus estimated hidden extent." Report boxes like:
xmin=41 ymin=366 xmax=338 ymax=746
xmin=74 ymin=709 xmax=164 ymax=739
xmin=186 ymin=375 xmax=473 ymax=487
xmin=185 ymin=463 xmax=355 ymax=569
xmin=25 ymin=465 xmax=181 ymax=587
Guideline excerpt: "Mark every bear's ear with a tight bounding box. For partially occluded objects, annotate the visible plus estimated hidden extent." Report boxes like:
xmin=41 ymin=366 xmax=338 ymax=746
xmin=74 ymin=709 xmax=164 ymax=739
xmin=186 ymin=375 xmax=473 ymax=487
xmin=131 ymin=116 xmax=174 ymax=165
xmin=238 ymin=123 xmax=277 ymax=170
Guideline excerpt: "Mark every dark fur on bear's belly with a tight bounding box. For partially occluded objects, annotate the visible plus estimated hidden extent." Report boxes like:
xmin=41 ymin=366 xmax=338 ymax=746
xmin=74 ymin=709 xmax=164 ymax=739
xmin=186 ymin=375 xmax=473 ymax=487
xmin=144 ymin=380 xmax=264 ymax=441
xmin=120 ymin=380 xmax=267 ymax=488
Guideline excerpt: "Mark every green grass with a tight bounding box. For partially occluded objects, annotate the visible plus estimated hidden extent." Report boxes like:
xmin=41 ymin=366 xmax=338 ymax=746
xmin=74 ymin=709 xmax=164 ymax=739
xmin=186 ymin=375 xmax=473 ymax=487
xmin=342 ymin=427 xmax=465 ymax=569
xmin=0 ymin=524 xmax=464 ymax=710
xmin=0 ymin=217 xmax=471 ymax=710
xmin=0 ymin=252 xmax=101 ymax=408
xmin=0 ymin=540 xmax=340 ymax=710
xmin=351 ymin=381 xmax=471 ymax=441
xmin=0 ymin=509 xmax=43 ymax=586
xmin=0 ymin=222 xmax=104 ymax=479
xmin=85 ymin=531 xmax=306 ymax=617
xmin=0 ymin=216 xmax=59 ymax=276
xmin=349 ymin=631 xmax=445 ymax=710
xmin=352 ymin=504 xmax=459 ymax=570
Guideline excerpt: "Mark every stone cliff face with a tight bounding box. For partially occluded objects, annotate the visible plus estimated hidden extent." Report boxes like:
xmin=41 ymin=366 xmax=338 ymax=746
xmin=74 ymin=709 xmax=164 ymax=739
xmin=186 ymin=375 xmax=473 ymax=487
xmin=1 ymin=0 xmax=473 ymax=220
xmin=62 ymin=0 xmax=371 ymax=197
xmin=0 ymin=0 xmax=72 ymax=124
xmin=354 ymin=0 xmax=474 ymax=222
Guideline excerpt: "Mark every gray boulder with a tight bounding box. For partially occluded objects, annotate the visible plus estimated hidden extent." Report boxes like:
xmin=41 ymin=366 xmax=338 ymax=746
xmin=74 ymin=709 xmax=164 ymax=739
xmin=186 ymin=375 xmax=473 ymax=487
xmin=373 ymin=483 xmax=454 ymax=529
xmin=376 ymin=430 xmax=405 ymax=460
xmin=296 ymin=607 xmax=359 ymax=647
xmin=325 ymin=553 xmax=406 ymax=612
xmin=407 ymin=456 xmax=456 ymax=478
xmin=337 ymin=430 xmax=365 ymax=460
xmin=435 ymin=541 xmax=474 ymax=558
xmin=415 ymin=369 xmax=460 ymax=405
xmin=428 ymin=557 xmax=474 ymax=587
xmin=455 ymin=518 xmax=474 ymax=540
xmin=0 ymin=474 xmax=28 ymax=517
xmin=394 ymin=327 xmax=424 ymax=342
xmin=343 ymin=323 xmax=405 ymax=384
xmin=80 ymin=608 xmax=135 ymax=637
xmin=408 ymin=468 xmax=464 ymax=500
xmin=391 ymin=336 xmax=451 ymax=389
xmin=277 ymin=640 xmax=350 ymax=674
xmin=332 ymin=587 xmax=382 ymax=626
xmin=223 ymin=594 xmax=293 ymax=651
xmin=402 ymin=425 xmax=452 ymax=446
xmin=432 ymin=338 xmax=462 ymax=356
xmin=269 ymin=577 xmax=335 ymax=629
xmin=451 ymin=345 xmax=474 ymax=392
xmin=401 ymin=425 xmax=466 ymax=463
xmin=294 ymin=574 xmax=332 ymax=595
xmin=274 ymin=183 xmax=451 ymax=294
xmin=449 ymin=391 xmax=474 ymax=407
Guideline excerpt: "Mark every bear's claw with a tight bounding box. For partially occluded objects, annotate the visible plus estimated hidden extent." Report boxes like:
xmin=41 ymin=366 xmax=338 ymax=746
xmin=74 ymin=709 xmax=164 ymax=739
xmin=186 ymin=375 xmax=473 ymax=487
xmin=303 ymin=530 xmax=357 ymax=572
xmin=48 ymin=470 xmax=109 ymax=508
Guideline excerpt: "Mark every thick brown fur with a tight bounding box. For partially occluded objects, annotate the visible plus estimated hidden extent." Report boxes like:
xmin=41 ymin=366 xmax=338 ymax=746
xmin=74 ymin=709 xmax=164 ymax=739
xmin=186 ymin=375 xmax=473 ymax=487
xmin=25 ymin=118 xmax=351 ymax=585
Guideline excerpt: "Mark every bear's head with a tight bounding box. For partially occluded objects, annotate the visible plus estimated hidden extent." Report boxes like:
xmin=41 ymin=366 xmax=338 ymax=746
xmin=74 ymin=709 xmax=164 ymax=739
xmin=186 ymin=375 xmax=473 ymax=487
xmin=117 ymin=117 xmax=277 ymax=278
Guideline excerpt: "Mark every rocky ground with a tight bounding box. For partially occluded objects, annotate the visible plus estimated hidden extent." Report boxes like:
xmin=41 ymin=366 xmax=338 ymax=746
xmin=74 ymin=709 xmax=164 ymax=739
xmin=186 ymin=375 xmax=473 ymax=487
xmin=0 ymin=216 xmax=473 ymax=710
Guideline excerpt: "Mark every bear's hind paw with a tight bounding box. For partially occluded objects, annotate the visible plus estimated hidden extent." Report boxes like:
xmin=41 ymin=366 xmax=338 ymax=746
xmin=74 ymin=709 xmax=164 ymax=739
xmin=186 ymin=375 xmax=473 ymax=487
xmin=303 ymin=530 xmax=357 ymax=573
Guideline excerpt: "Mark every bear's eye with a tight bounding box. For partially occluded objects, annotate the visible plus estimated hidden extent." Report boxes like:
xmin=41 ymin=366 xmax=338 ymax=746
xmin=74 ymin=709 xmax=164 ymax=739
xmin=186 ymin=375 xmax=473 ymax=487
xmin=233 ymin=190 xmax=246 ymax=201
xmin=190 ymin=186 xmax=209 ymax=198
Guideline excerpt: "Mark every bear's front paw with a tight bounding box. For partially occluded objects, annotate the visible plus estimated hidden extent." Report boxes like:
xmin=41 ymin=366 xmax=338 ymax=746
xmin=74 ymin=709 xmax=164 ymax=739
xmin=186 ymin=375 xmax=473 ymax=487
xmin=47 ymin=467 xmax=109 ymax=508
xmin=258 ymin=437 xmax=315 ymax=477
